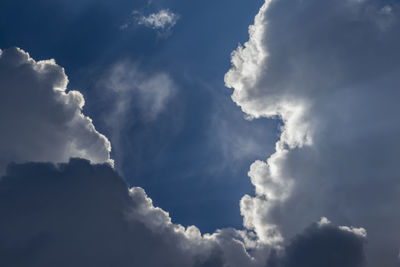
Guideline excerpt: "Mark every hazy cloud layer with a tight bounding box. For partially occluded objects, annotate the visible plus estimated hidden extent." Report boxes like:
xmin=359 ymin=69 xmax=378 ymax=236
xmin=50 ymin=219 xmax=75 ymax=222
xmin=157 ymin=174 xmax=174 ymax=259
xmin=225 ymin=0 xmax=400 ymax=265
xmin=102 ymin=61 xmax=175 ymax=122
xmin=0 ymin=47 xmax=112 ymax=173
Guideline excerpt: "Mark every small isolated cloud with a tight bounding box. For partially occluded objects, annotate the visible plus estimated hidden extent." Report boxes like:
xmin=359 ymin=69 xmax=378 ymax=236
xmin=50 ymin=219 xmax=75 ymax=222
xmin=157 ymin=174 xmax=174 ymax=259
xmin=121 ymin=9 xmax=179 ymax=34
xmin=136 ymin=9 xmax=179 ymax=30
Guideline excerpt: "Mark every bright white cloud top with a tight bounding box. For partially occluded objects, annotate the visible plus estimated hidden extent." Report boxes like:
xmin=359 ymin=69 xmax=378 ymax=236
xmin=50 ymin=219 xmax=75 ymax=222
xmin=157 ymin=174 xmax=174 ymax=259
xmin=0 ymin=47 xmax=113 ymax=173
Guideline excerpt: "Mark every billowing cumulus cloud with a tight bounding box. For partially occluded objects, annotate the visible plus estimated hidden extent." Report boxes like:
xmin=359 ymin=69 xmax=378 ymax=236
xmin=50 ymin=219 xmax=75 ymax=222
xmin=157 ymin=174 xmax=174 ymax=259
xmin=225 ymin=0 xmax=400 ymax=265
xmin=0 ymin=47 xmax=112 ymax=173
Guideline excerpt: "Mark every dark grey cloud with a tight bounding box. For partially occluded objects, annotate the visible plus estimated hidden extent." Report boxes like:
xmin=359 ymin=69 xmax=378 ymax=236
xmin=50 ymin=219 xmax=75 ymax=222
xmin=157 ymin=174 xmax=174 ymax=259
xmin=0 ymin=47 xmax=112 ymax=173
xmin=267 ymin=219 xmax=366 ymax=267
xmin=0 ymin=159 xmax=224 ymax=267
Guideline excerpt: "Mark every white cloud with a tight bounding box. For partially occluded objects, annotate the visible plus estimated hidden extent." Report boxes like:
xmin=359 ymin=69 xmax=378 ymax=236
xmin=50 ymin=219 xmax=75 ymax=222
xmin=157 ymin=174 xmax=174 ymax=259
xmin=225 ymin=0 xmax=400 ymax=265
xmin=0 ymin=47 xmax=113 ymax=173
xmin=122 ymin=9 xmax=179 ymax=33
xmin=136 ymin=9 xmax=179 ymax=30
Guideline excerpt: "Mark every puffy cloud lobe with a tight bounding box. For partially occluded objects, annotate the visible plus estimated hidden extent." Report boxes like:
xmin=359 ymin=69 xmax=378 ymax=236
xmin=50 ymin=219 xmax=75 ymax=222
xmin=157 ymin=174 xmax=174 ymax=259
xmin=267 ymin=218 xmax=366 ymax=267
xmin=226 ymin=0 xmax=400 ymax=265
xmin=0 ymin=47 xmax=112 ymax=173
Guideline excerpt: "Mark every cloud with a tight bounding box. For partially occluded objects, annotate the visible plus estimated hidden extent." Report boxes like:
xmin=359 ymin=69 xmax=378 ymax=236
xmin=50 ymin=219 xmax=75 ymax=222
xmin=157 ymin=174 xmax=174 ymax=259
xmin=0 ymin=159 xmax=207 ymax=267
xmin=121 ymin=9 xmax=179 ymax=33
xmin=0 ymin=158 xmax=367 ymax=267
xmin=267 ymin=218 xmax=366 ymax=267
xmin=0 ymin=46 xmax=372 ymax=266
xmin=0 ymin=158 xmax=265 ymax=267
xmin=0 ymin=47 xmax=112 ymax=173
xmin=225 ymin=0 xmax=400 ymax=265
xmin=102 ymin=61 xmax=175 ymax=122
xmin=97 ymin=60 xmax=176 ymax=165
xmin=136 ymin=9 xmax=179 ymax=30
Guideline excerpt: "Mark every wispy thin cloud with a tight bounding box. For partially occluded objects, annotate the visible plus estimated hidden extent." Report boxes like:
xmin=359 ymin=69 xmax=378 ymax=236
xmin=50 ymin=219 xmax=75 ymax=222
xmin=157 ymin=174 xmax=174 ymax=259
xmin=136 ymin=9 xmax=179 ymax=30
xmin=121 ymin=9 xmax=179 ymax=34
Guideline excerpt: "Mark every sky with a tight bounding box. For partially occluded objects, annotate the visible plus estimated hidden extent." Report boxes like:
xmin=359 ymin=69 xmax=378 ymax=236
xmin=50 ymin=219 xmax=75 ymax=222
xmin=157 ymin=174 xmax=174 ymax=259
xmin=1 ymin=0 xmax=400 ymax=266
xmin=0 ymin=0 xmax=274 ymax=232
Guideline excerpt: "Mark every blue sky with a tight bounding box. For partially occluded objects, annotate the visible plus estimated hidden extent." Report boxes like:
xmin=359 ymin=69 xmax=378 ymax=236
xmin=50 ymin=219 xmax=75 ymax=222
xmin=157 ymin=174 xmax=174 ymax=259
xmin=0 ymin=0 xmax=276 ymax=232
